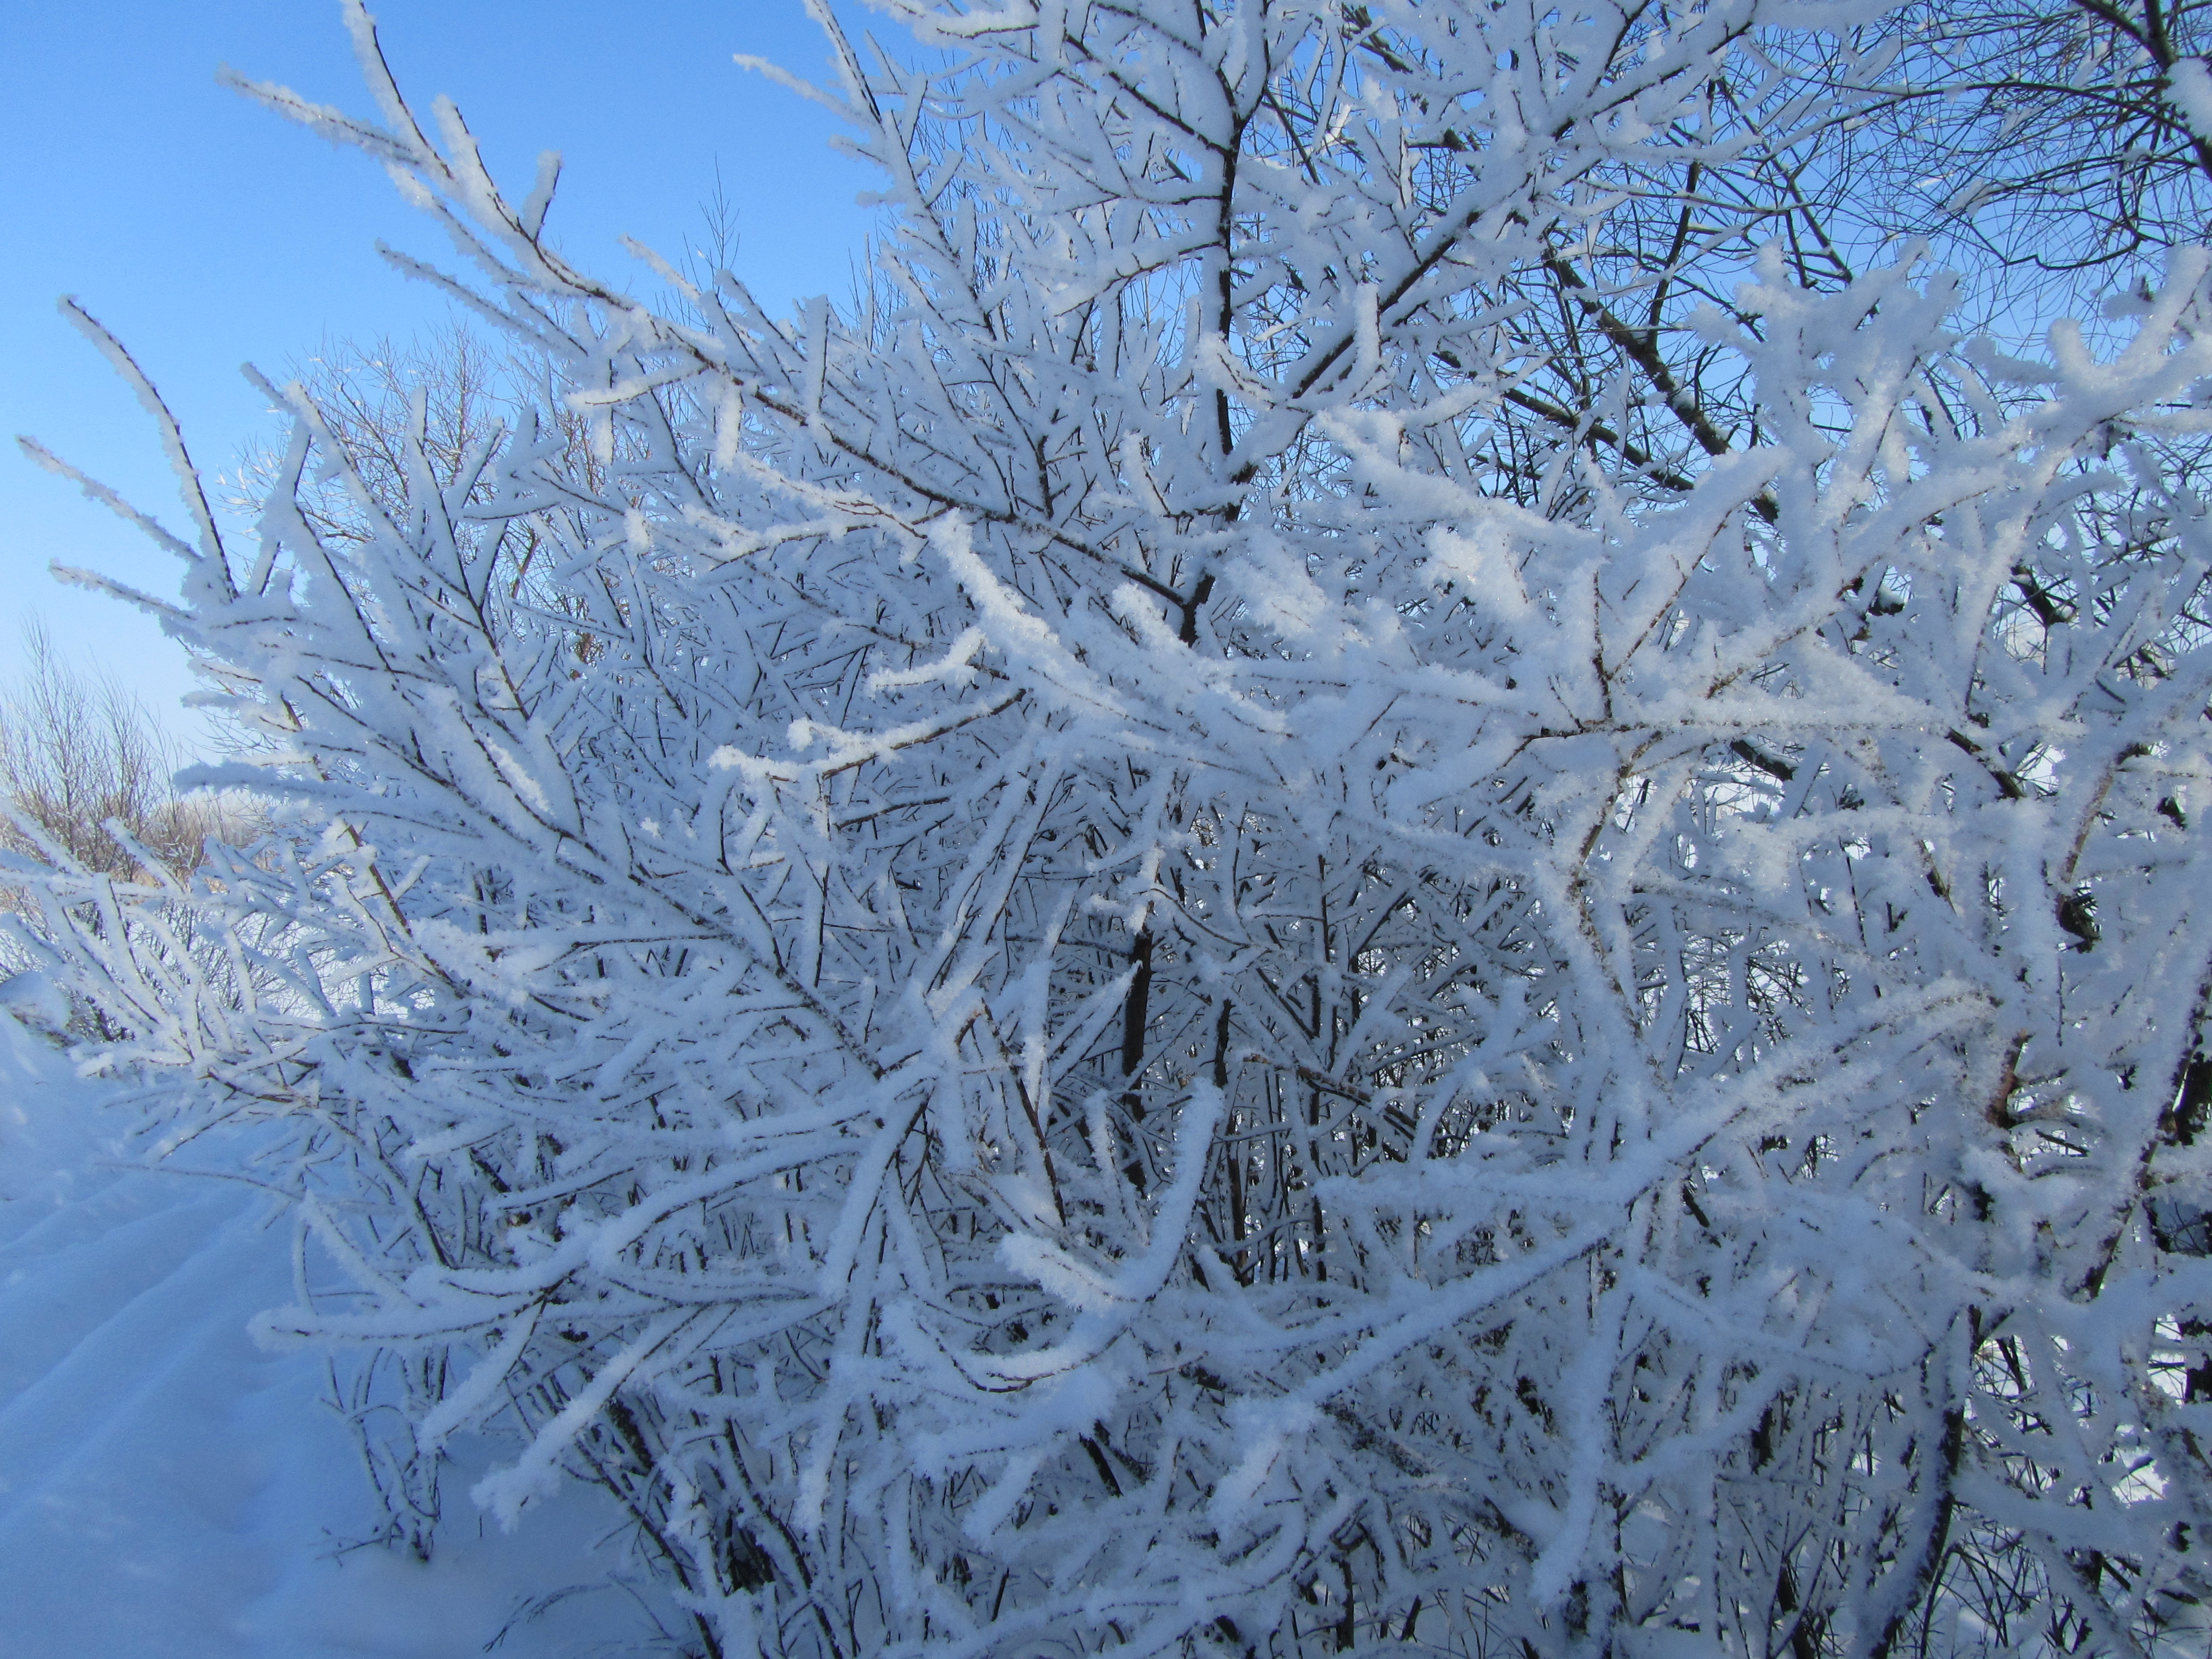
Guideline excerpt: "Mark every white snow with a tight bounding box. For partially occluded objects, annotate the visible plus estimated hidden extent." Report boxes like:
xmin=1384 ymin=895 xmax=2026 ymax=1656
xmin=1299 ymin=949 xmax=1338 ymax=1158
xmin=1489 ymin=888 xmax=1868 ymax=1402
xmin=0 ymin=1013 xmax=667 ymax=1659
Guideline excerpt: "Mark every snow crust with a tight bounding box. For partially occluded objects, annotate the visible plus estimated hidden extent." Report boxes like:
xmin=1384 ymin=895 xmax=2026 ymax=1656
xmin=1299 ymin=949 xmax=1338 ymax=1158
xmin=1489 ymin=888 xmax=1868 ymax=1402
xmin=0 ymin=1013 xmax=662 ymax=1658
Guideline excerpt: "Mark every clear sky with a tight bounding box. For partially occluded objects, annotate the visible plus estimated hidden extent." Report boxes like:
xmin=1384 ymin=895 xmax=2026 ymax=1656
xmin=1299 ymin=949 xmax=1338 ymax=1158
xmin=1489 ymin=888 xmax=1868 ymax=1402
xmin=1 ymin=1 xmax=884 ymax=746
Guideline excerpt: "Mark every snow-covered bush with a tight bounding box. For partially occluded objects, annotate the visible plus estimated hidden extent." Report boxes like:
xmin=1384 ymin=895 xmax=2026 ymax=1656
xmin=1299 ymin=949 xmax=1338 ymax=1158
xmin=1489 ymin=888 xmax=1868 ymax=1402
xmin=20 ymin=2 xmax=2212 ymax=1654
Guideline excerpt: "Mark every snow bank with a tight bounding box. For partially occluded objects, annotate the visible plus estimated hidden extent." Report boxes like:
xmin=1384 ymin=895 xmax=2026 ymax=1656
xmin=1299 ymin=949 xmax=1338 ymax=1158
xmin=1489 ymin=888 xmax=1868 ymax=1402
xmin=0 ymin=1013 xmax=667 ymax=1659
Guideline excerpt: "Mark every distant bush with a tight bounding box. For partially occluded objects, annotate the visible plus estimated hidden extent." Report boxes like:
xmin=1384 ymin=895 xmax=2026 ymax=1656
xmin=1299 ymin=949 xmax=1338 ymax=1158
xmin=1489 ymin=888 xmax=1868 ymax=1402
xmin=0 ymin=624 xmax=228 ymax=895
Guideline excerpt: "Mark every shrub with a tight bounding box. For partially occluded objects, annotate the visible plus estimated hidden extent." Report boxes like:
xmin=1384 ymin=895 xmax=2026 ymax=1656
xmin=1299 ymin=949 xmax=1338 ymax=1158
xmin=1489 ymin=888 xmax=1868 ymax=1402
xmin=21 ymin=2 xmax=2212 ymax=1654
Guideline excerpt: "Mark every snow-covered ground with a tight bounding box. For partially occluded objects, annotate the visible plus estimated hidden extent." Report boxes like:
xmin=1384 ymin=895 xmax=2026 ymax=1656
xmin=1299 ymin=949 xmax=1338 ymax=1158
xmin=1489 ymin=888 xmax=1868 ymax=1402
xmin=0 ymin=1011 xmax=674 ymax=1658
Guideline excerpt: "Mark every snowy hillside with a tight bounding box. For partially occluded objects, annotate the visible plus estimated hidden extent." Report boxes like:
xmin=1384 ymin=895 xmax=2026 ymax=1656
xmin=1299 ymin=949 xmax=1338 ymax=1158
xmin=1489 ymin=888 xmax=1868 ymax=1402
xmin=0 ymin=1010 xmax=671 ymax=1659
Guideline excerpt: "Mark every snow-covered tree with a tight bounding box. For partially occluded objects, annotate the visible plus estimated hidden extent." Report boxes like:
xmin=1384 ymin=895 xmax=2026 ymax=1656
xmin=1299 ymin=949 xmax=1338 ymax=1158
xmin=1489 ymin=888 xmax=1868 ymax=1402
xmin=18 ymin=1 xmax=2212 ymax=1654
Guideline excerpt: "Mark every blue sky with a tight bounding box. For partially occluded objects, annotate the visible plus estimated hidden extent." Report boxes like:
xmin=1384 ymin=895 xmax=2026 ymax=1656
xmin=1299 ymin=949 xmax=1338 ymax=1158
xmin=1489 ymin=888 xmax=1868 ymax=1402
xmin=2 ymin=1 xmax=883 ymax=743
